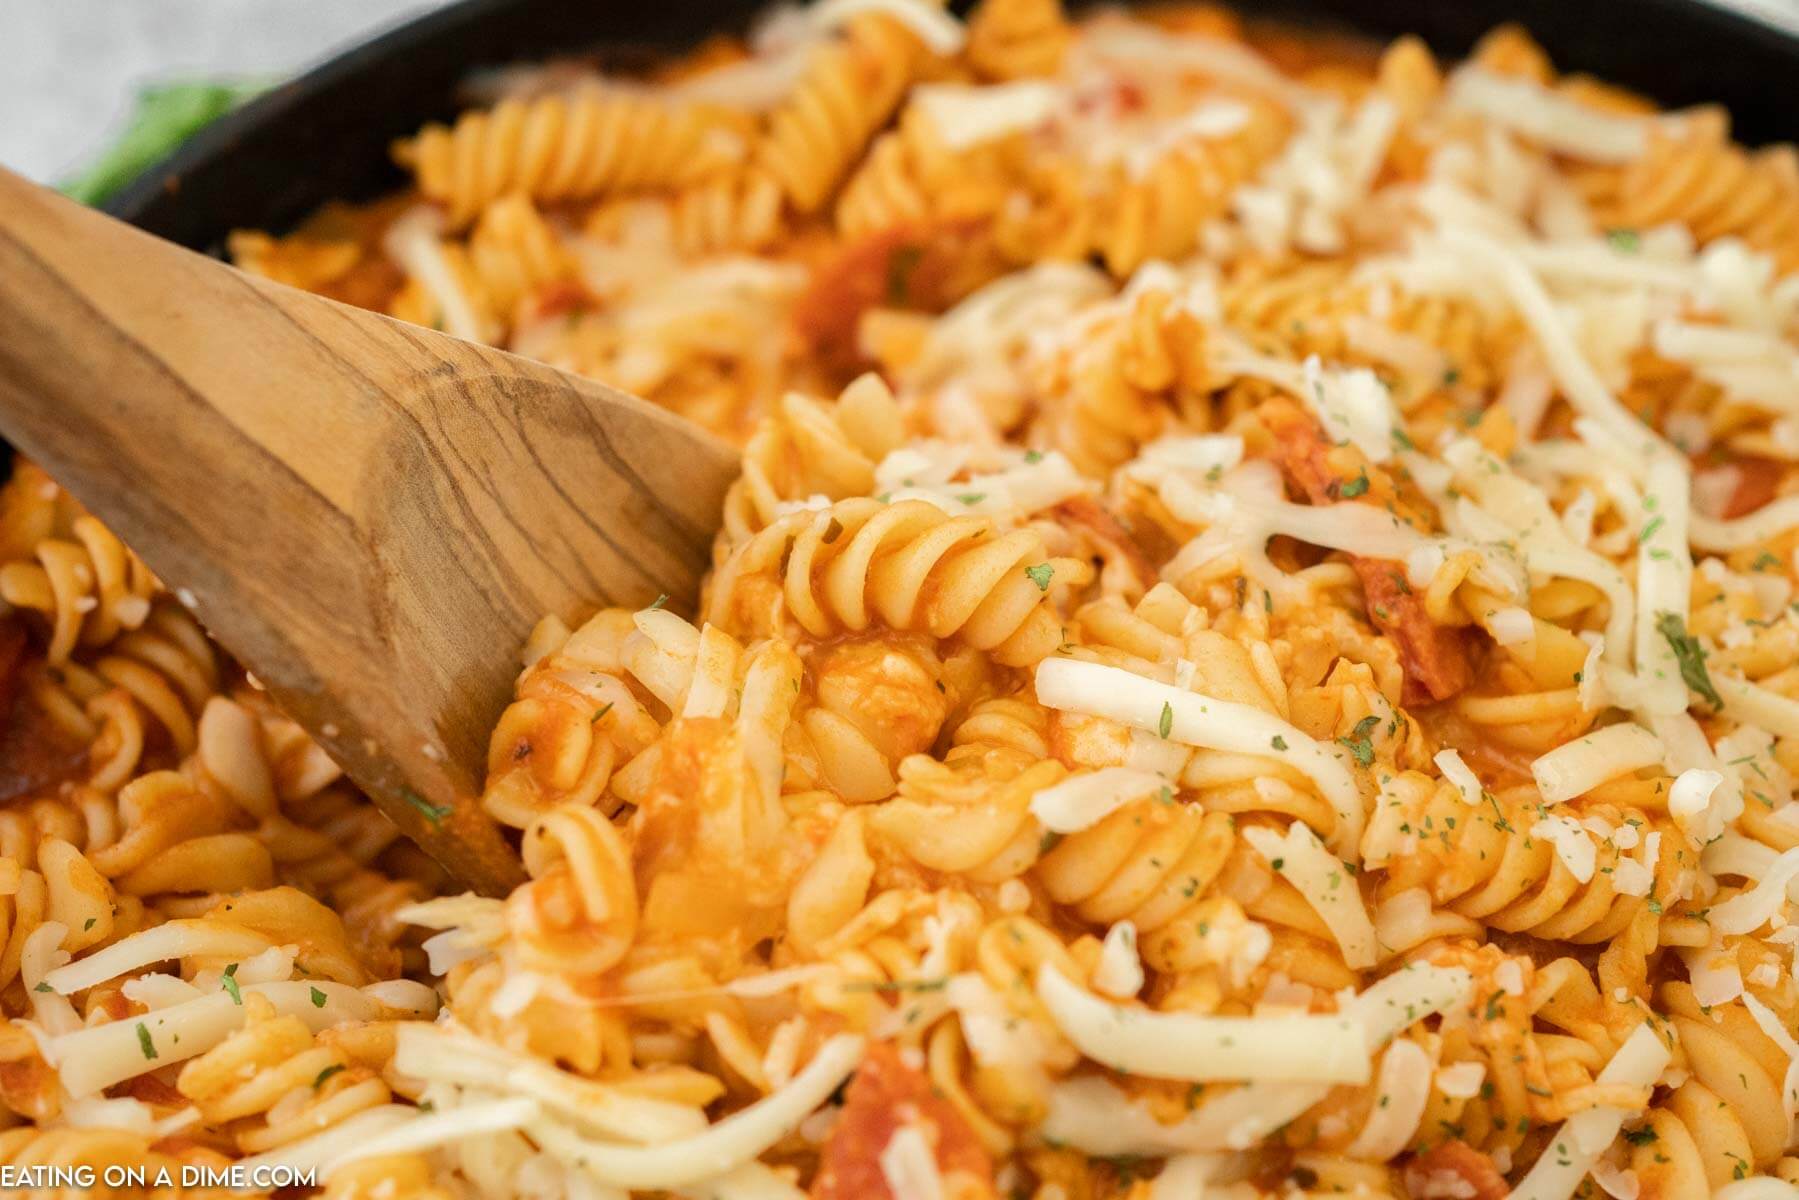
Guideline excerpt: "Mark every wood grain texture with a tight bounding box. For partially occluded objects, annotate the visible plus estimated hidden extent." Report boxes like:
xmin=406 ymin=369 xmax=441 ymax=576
xmin=0 ymin=168 xmax=741 ymax=895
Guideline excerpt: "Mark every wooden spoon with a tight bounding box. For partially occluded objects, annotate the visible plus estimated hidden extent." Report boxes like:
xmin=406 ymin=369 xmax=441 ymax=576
xmin=0 ymin=167 xmax=740 ymax=895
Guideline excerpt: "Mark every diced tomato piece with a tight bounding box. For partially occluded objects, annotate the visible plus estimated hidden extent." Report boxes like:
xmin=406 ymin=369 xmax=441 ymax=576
xmin=0 ymin=616 xmax=25 ymax=713
xmin=791 ymin=225 xmax=979 ymax=371
xmin=0 ymin=617 xmax=88 ymax=802
xmin=811 ymin=1044 xmax=994 ymax=1200
xmin=1403 ymin=1140 xmax=1509 ymax=1200
xmin=1723 ymin=455 xmax=1786 ymax=519
xmin=1356 ymin=558 xmax=1472 ymax=705
xmin=1264 ymin=403 xmax=1472 ymax=705
xmin=526 ymin=279 xmax=590 ymax=323
xmin=1056 ymin=495 xmax=1158 ymax=587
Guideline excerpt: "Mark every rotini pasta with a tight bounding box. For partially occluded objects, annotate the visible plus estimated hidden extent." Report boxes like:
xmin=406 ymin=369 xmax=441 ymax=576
xmin=15 ymin=1 xmax=1799 ymax=1197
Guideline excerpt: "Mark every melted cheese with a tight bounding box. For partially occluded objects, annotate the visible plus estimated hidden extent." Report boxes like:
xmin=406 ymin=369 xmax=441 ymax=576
xmin=1444 ymin=66 xmax=1651 ymax=163
xmin=523 ymin=1035 xmax=865 ymax=1190
xmin=1092 ymin=922 xmax=1146 ymax=998
xmin=1434 ymin=749 xmax=1485 ymax=807
xmin=1039 ymin=963 xmax=1472 ymax=1155
xmin=1342 ymin=1040 xmax=1432 ymax=1160
xmin=1029 ymin=767 xmax=1170 ymax=833
xmin=1034 ymin=656 xmax=1363 ymax=855
xmin=1036 ymin=964 xmax=1369 ymax=1083
xmin=810 ymin=0 xmax=965 ymax=53
xmin=1504 ymin=1023 xmax=1671 ymax=1200
xmin=50 ymin=981 xmax=383 ymax=1097
xmin=1712 ymin=845 xmax=1799 ymax=936
xmin=1530 ymin=815 xmax=1598 ymax=884
xmin=1241 ymin=823 xmax=1376 ymax=968
xmin=42 ymin=921 xmax=273 ymax=995
xmin=880 ymin=1124 xmax=945 ymax=1200
xmin=1531 ymin=724 xmax=1665 ymax=805
xmin=911 ymin=81 xmax=1061 ymax=150
xmin=394 ymin=1023 xmax=708 ymax=1143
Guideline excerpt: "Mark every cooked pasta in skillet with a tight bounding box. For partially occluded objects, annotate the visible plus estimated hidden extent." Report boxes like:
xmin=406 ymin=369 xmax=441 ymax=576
xmin=8 ymin=1 xmax=1799 ymax=1196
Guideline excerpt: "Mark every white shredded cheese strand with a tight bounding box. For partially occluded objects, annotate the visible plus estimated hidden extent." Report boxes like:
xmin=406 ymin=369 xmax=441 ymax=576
xmin=1035 ymin=657 xmax=1362 ymax=856
xmin=1715 ymin=674 xmax=1799 ymax=740
xmin=1241 ymin=823 xmax=1376 ymax=968
xmin=1435 ymin=229 xmax=1665 ymax=458
xmin=1504 ymin=1023 xmax=1671 ymax=1200
xmin=237 ymin=1107 xmax=418 ymax=1178
xmin=809 ymin=0 xmax=965 ymax=53
xmin=1691 ymin=497 xmax=1799 ymax=551
xmin=1036 ymin=964 xmax=1369 ymax=1084
xmin=911 ymin=82 xmax=1059 ymax=150
xmin=1531 ymin=724 xmax=1665 ymax=805
xmin=1712 ymin=845 xmax=1799 ymax=935
xmin=42 ymin=922 xmax=274 ymax=995
xmin=1668 ymin=768 xmax=1725 ymax=843
xmin=1030 ymin=768 xmax=1170 ymax=833
xmin=1091 ymin=923 xmax=1145 ymax=999
xmin=1434 ymin=749 xmax=1485 ymax=807
xmin=1343 ymin=1040 xmax=1433 ymax=1160
xmin=1530 ymin=815 xmax=1598 ymax=884
xmin=525 ymin=1035 xmax=864 ymax=1189
xmin=1444 ymin=66 xmax=1650 ymax=162
xmin=51 ymin=982 xmax=379 ymax=1097
xmin=879 ymin=1123 xmax=945 ymax=1200
xmin=394 ymin=1023 xmax=708 ymax=1144
xmin=1743 ymin=993 xmax=1799 ymax=1145
xmin=1039 ymin=963 xmax=1472 ymax=1155
xmin=323 ymin=1098 xmax=542 ymax=1176
xmin=383 ymin=207 xmax=489 ymax=343
xmin=1632 ymin=455 xmax=1695 ymax=717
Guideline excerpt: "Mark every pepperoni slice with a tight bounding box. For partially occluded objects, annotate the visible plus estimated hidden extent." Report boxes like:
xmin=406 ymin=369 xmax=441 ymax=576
xmin=810 ymin=1044 xmax=994 ymax=1200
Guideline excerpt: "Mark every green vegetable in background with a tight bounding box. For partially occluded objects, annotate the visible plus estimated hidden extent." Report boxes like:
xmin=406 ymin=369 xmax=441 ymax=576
xmin=60 ymin=80 xmax=265 ymax=207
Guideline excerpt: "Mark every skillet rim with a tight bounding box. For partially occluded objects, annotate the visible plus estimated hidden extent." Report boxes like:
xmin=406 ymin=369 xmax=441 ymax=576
xmin=103 ymin=0 xmax=1799 ymax=247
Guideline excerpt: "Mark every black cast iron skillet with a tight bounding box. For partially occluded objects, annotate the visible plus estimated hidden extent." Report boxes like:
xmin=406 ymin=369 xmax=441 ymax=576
xmin=107 ymin=0 xmax=1799 ymax=250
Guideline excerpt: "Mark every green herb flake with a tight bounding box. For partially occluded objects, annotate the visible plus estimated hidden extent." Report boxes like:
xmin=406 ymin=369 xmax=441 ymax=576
xmin=32 ymin=982 xmax=51 ymax=994
xmin=401 ymin=788 xmax=453 ymax=827
xmin=590 ymin=701 xmax=614 ymax=725
xmin=313 ymin=1063 xmax=346 ymax=1090
xmin=136 ymin=1022 xmax=157 ymax=1061
xmin=842 ymin=978 xmax=949 ymax=994
xmin=646 ymin=593 xmax=669 ymax=612
xmin=1339 ymin=469 xmax=1370 ymax=499
xmin=222 ymin=963 xmax=242 ymax=1006
xmin=1024 ymin=563 xmax=1055 ymax=592
xmin=310 ymin=986 xmax=328 ymax=1008
xmin=1024 ymin=450 xmax=1044 ymax=464
xmin=1655 ymin=611 xmax=1722 ymax=710
xmin=1158 ymin=701 xmax=1174 ymax=739
xmin=1607 ymin=227 xmax=1642 ymax=254
xmin=1271 ymin=735 xmax=1288 ymax=751
xmin=955 ymin=493 xmax=986 ymax=506
xmin=1337 ymin=714 xmax=1381 ymax=767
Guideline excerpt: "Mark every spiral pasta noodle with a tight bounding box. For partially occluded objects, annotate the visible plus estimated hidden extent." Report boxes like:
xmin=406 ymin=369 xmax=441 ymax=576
xmin=395 ymin=88 xmax=748 ymax=226
xmin=20 ymin=3 xmax=1799 ymax=1197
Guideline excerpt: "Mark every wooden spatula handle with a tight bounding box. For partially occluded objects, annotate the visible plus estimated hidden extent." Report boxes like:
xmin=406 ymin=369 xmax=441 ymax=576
xmin=0 ymin=168 xmax=736 ymax=894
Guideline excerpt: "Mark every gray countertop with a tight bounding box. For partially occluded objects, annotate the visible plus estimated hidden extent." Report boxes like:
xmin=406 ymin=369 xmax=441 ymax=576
xmin=2 ymin=0 xmax=442 ymax=183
